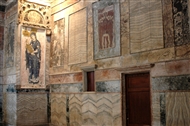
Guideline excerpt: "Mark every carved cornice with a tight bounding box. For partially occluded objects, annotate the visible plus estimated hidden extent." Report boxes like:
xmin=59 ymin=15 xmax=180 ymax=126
xmin=114 ymin=64 xmax=155 ymax=72
xmin=18 ymin=0 xmax=51 ymax=28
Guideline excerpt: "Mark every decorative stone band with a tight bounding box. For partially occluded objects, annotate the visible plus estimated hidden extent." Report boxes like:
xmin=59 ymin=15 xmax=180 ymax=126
xmin=51 ymin=83 xmax=83 ymax=93
xmin=152 ymin=75 xmax=190 ymax=91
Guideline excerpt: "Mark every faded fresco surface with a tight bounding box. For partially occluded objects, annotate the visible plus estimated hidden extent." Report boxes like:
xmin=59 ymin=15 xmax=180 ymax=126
xmin=50 ymin=18 xmax=65 ymax=67
xmin=98 ymin=5 xmax=114 ymax=50
xmin=20 ymin=27 xmax=46 ymax=88
xmin=5 ymin=22 xmax=15 ymax=68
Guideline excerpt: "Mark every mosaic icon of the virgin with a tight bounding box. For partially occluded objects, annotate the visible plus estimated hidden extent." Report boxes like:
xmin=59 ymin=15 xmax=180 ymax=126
xmin=25 ymin=32 xmax=41 ymax=84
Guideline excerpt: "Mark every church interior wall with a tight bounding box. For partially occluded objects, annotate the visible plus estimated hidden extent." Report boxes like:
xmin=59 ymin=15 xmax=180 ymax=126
xmin=0 ymin=0 xmax=190 ymax=125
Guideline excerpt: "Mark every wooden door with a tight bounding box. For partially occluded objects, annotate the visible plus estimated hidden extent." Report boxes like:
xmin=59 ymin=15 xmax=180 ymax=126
xmin=125 ymin=73 xmax=151 ymax=126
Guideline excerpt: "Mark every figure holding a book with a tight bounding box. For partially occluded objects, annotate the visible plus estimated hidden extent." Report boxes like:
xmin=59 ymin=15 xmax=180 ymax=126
xmin=25 ymin=32 xmax=41 ymax=84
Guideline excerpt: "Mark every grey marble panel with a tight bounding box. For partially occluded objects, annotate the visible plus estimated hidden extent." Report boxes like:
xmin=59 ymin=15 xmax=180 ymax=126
xmin=160 ymin=93 xmax=166 ymax=126
xmin=51 ymin=83 xmax=83 ymax=93
xmin=152 ymin=75 xmax=190 ymax=91
xmin=16 ymin=89 xmax=48 ymax=93
xmin=173 ymin=0 xmax=190 ymax=46
xmin=3 ymin=93 xmax=17 ymax=125
xmin=96 ymin=80 xmax=120 ymax=92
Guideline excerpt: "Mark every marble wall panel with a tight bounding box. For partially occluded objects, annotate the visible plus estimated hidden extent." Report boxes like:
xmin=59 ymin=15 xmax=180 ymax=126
xmin=121 ymin=47 xmax=175 ymax=68
xmin=96 ymin=94 xmax=113 ymax=126
xmin=0 ymin=85 xmax=2 ymax=123
xmin=166 ymin=92 xmax=190 ymax=126
xmin=4 ymin=21 xmax=15 ymax=68
xmin=51 ymin=0 xmax=79 ymax=14
xmin=112 ymin=93 xmax=121 ymax=126
xmin=51 ymin=83 xmax=83 ymax=93
xmin=96 ymin=80 xmax=121 ymax=92
xmin=130 ymin=0 xmax=163 ymax=53
xmin=3 ymin=75 xmax=16 ymax=84
xmin=176 ymin=43 xmax=190 ymax=59
xmin=162 ymin=0 xmax=174 ymax=47
xmin=87 ymin=4 xmax=94 ymax=63
xmin=69 ymin=94 xmax=82 ymax=126
xmin=0 ymin=26 xmax=4 ymax=50
xmin=81 ymin=93 xmax=97 ymax=126
xmin=173 ymin=0 xmax=190 ymax=46
xmin=151 ymin=59 xmax=190 ymax=77
xmin=95 ymin=57 xmax=121 ymax=69
xmin=0 ymin=51 xmax=3 ymax=74
xmin=152 ymin=75 xmax=190 ymax=91
xmin=68 ymin=8 xmax=87 ymax=65
xmin=51 ymin=94 xmax=67 ymax=126
xmin=95 ymin=69 xmax=120 ymax=81
xmin=152 ymin=93 xmax=161 ymax=126
xmin=49 ymin=72 xmax=83 ymax=84
xmin=17 ymin=93 xmax=48 ymax=125
xmin=3 ymin=93 xmax=16 ymax=125
xmin=120 ymin=1 xmax=130 ymax=56
xmin=50 ymin=93 xmax=121 ymax=126
xmin=0 ymin=77 xmax=2 ymax=84
xmin=160 ymin=93 xmax=166 ymax=126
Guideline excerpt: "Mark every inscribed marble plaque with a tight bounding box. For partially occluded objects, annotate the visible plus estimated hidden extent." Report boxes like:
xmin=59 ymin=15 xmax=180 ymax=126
xmin=5 ymin=21 xmax=15 ymax=68
xmin=20 ymin=27 xmax=46 ymax=88
xmin=68 ymin=8 xmax=87 ymax=65
xmin=50 ymin=18 xmax=65 ymax=67
xmin=93 ymin=0 xmax=120 ymax=59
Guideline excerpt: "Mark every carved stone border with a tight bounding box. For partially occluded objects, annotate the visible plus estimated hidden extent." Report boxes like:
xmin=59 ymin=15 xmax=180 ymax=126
xmin=18 ymin=1 xmax=51 ymax=28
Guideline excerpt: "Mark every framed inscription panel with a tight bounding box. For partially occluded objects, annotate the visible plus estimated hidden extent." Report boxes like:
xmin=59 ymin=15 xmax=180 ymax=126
xmin=68 ymin=8 xmax=87 ymax=65
xmin=93 ymin=0 xmax=120 ymax=59
xmin=20 ymin=27 xmax=46 ymax=88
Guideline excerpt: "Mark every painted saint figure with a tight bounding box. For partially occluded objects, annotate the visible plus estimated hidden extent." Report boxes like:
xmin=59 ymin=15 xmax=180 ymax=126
xmin=53 ymin=40 xmax=63 ymax=66
xmin=25 ymin=32 xmax=41 ymax=84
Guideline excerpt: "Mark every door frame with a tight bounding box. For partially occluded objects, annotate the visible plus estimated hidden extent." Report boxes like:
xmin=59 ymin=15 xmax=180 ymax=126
xmin=120 ymin=66 xmax=153 ymax=126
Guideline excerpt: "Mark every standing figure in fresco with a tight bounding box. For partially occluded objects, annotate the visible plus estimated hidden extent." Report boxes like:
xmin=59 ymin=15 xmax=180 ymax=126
xmin=6 ymin=23 xmax=15 ymax=67
xmin=25 ymin=32 xmax=41 ymax=84
xmin=53 ymin=40 xmax=63 ymax=66
xmin=102 ymin=31 xmax=111 ymax=49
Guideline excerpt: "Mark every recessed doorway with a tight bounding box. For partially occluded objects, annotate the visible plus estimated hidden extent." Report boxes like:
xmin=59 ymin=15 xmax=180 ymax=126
xmin=123 ymin=72 xmax=151 ymax=126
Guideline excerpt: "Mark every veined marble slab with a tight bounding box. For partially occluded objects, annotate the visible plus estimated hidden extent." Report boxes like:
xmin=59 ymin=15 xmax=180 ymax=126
xmin=152 ymin=75 xmax=190 ymax=91
xmin=51 ymin=94 xmax=67 ymax=126
xmin=173 ymin=0 xmax=190 ymax=46
xmin=96 ymin=80 xmax=121 ymax=92
xmin=95 ymin=69 xmax=120 ymax=81
xmin=17 ymin=93 xmax=48 ymax=125
xmin=130 ymin=0 xmax=163 ymax=53
xmin=51 ymin=83 xmax=83 ymax=93
xmin=162 ymin=0 xmax=174 ymax=47
xmin=166 ymin=92 xmax=190 ymax=126
xmin=50 ymin=93 xmax=121 ymax=126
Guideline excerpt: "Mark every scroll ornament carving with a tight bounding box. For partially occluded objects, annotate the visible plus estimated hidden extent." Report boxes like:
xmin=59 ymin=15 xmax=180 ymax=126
xmin=18 ymin=1 xmax=51 ymax=28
